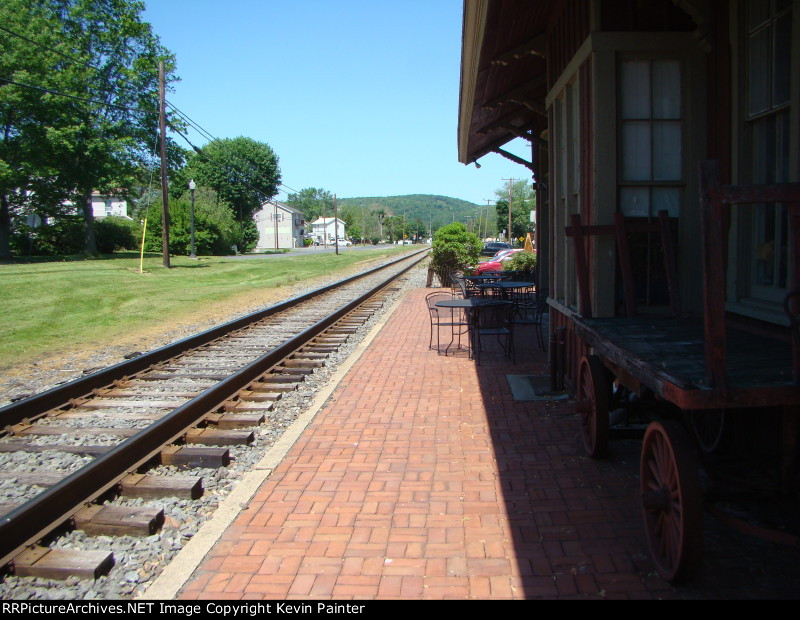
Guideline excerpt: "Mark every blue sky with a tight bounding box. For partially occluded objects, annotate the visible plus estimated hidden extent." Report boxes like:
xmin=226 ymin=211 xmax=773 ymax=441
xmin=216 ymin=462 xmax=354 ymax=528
xmin=142 ymin=0 xmax=531 ymax=206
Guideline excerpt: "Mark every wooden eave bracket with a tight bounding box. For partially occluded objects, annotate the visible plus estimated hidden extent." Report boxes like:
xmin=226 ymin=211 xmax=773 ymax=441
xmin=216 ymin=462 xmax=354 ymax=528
xmin=493 ymin=148 xmax=535 ymax=173
xmin=481 ymin=74 xmax=547 ymax=112
xmin=477 ymin=114 xmax=534 ymax=139
xmin=491 ymin=33 xmax=546 ymax=66
xmin=672 ymin=0 xmax=711 ymax=52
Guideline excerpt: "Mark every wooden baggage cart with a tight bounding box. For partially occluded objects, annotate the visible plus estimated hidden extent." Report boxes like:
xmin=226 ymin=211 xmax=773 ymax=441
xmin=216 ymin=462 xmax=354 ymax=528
xmin=566 ymin=161 xmax=800 ymax=581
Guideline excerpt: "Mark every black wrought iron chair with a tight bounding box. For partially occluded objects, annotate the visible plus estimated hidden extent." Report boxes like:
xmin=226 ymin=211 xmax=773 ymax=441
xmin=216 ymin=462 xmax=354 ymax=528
xmin=425 ymin=292 xmax=469 ymax=354
xmin=478 ymin=283 xmax=505 ymax=299
xmin=449 ymin=272 xmax=464 ymax=298
xmin=472 ymin=301 xmax=515 ymax=365
xmin=513 ymin=287 xmax=548 ymax=350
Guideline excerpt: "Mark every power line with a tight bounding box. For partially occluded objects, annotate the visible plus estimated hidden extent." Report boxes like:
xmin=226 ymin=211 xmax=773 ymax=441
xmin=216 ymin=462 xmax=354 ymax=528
xmin=2 ymin=22 xmax=304 ymax=200
xmin=0 ymin=23 xmax=158 ymax=106
xmin=0 ymin=76 xmax=156 ymax=116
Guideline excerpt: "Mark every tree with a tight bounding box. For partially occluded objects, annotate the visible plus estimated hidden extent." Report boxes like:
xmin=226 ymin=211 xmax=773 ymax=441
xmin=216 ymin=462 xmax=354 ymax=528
xmin=184 ymin=137 xmax=281 ymax=225
xmin=46 ymin=0 xmax=179 ymax=256
xmin=285 ymin=187 xmax=334 ymax=223
xmin=495 ymin=179 xmax=535 ymax=243
xmin=372 ymin=206 xmax=386 ymax=240
xmin=143 ymin=186 xmax=239 ymax=256
xmin=0 ymin=0 xmax=79 ymax=258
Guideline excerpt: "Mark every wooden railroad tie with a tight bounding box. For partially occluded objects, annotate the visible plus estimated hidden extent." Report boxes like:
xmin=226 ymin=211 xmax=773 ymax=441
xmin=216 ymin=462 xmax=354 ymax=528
xmin=185 ymin=427 xmax=254 ymax=446
xmin=160 ymin=446 xmax=230 ymax=468
xmin=250 ymin=382 xmax=296 ymax=393
xmin=14 ymin=546 xmax=114 ymax=580
xmin=283 ymin=358 xmax=324 ymax=368
xmin=143 ymin=371 xmax=231 ymax=380
xmin=273 ymin=365 xmax=314 ymax=376
xmin=74 ymin=504 xmax=165 ymax=536
xmin=12 ymin=425 xmax=138 ymax=439
xmin=95 ymin=388 xmax=203 ymax=399
xmin=120 ymin=474 xmax=203 ymax=500
xmin=290 ymin=352 xmax=329 ymax=360
xmin=303 ymin=345 xmax=338 ymax=353
xmin=70 ymin=399 xmax=187 ymax=410
xmin=207 ymin=410 xmax=266 ymax=427
xmin=224 ymin=399 xmax=273 ymax=413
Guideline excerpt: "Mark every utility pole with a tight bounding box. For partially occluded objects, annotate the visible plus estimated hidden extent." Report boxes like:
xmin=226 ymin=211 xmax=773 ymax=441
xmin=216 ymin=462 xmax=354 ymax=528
xmin=274 ymin=200 xmax=279 ymax=249
xmin=484 ymin=199 xmax=493 ymax=240
xmin=322 ymin=200 xmax=327 ymax=248
xmin=334 ymin=194 xmax=339 ymax=255
xmin=502 ymin=178 xmax=518 ymax=245
xmin=158 ymin=61 xmax=170 ymax=268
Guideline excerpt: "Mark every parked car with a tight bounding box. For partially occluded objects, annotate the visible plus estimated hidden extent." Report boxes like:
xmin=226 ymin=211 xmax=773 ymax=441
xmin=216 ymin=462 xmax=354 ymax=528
xmin=481 ymin=241 xmax=511 ymax=256
xmin=337 ymin=238 xmax=352 ymax=246
xmin=475 ymin=249 xmax=523 ymax=274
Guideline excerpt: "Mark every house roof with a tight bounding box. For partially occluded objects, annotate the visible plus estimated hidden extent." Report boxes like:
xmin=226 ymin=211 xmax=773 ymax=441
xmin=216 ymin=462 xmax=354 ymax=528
xmin=458 ymin=0 xmax=554 ymax=167
xmin=311 ymin=217 xmax=345 ymax=225
xmin=260 ymin=200 xmax=304 ymax=216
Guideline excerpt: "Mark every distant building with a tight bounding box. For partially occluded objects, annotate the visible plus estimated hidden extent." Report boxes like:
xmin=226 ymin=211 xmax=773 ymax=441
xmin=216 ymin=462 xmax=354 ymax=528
xmin=310 ymin=217 xmax=347 ymax=245
xmin=254 ymin=200 xmax=306 ymax=249
xmin=90 ymin=192 xmax=128 ymax=218
xmin=57 ymin=191 xmax=129 ymax=220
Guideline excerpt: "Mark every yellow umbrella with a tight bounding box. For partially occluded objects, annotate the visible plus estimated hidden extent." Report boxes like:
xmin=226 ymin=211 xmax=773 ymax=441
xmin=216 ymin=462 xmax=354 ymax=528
xmin=524 ymin=232 xmax=534 ymax=252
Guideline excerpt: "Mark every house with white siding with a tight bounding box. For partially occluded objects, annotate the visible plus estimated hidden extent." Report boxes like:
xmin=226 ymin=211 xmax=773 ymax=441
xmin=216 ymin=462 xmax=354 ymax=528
xmin=310 ymin=217 xmax=347 ymax=245
xmin=254 ymin=200 xmax=306 ymax=249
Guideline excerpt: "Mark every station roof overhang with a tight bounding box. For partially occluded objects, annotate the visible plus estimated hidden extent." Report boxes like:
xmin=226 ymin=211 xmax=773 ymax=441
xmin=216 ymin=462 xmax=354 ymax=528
xmin=457 ymin=0 xmax=556 ymax=168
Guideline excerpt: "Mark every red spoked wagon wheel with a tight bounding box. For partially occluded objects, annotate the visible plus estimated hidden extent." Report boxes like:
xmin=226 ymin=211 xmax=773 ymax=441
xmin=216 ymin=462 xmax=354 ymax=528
xmin=575 ymin=355 xmax=610 ymax=458
xmin=640 ymin=420 xmax=703 ymax=582
xmin=689 ymin=409 xmax=726 ymax=454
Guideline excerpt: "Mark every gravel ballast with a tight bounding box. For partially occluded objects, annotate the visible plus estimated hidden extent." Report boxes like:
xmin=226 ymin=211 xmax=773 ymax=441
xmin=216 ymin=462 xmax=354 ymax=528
xmin=0 ymin=256 xmax=430 ymax=600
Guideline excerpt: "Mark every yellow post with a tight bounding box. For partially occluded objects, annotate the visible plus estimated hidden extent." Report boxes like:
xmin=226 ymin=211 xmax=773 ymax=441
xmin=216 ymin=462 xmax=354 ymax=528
xmin=139 ymin=218 xmax=147 ymax=274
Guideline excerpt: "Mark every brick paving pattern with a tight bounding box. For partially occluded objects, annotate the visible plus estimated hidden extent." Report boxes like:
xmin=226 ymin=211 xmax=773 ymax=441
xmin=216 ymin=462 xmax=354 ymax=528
xmin=178 ymin=287 xmax=800 ymax=600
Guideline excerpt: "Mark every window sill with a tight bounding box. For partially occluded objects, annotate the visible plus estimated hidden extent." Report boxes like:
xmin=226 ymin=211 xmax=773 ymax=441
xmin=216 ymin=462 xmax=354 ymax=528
xmin=726 ymin=298 xmax=790 ymax=327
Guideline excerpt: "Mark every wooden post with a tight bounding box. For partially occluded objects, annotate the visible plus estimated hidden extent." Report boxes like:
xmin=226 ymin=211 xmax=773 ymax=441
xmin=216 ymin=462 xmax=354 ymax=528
xmin=158 ymin=61 xmax=170 ymax=269
xmin=570 ymin=214 xmax=592 ymax=318
xmin=139 ymin=218 xmax=147 ymax=274
xmin=699 ymin=160 xmax=727 ymax=392
xmin=613 ymin=212 xmax=636 ymax=317
xmin=658 ymin=209 xmax=682 ymax=317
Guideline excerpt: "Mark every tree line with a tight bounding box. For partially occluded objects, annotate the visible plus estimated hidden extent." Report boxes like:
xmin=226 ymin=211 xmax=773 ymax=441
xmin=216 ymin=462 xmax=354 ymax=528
xmin=1 ymin=0 xmax=535 ymax=260
xmin=0 ymin=0 xmax=281 ymax=259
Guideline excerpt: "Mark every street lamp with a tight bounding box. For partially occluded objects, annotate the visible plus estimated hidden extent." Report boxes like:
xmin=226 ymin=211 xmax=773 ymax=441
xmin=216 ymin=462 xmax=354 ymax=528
xmin=188 ymin=179 xmax=197 ymax=259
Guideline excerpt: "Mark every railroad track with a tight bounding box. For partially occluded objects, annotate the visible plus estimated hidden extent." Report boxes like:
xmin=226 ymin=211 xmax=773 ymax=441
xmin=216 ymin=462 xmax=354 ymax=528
xmin=0 ymin=249 xmax=427 ymax=585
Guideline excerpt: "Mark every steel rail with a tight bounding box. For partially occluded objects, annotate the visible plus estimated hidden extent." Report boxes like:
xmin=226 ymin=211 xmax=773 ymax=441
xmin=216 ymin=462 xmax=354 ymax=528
xmin=0 ymin=249 xmax=427 ymax=427
xmin=0 ymin=250 xmax=427 ymax=569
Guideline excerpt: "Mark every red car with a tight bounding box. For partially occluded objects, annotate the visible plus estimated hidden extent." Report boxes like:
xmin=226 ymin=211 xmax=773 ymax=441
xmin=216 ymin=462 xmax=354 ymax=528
xmin=475 ymin=249 xmax=523 ymax=274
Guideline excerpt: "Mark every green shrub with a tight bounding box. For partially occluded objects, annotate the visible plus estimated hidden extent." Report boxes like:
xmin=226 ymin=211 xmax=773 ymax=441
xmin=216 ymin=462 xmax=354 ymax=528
xmin=27 ymin=216 xmax=85 ymax=255
xmin=505 ymin=249 xmax=537 ymax=278
xmin=143 ymin=187 xmax=240 ymax=256
xmin=429 ymin=222 xmax=482 ymax=286
xmin=95 ymin=217 xmax=140 ymax=253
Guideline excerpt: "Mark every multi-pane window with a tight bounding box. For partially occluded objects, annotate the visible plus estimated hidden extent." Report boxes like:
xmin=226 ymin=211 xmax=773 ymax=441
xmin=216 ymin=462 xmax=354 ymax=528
xmin=618 ymin=58 xmax=683 ymax=308
xmin=619 ymin=58 xmax=683 ymax=218
xmin=746 ymin=0 xmax=792 ymax=302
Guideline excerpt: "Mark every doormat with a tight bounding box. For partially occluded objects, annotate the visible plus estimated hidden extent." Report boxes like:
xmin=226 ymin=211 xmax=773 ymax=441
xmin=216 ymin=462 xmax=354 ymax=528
xmin=506 ymin=375 xmax=569 ymax=402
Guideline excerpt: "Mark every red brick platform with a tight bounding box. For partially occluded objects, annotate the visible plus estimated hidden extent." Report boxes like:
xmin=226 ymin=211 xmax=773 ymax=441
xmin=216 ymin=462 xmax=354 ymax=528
xmin=174 ymin=287 xmax=800 ymax=600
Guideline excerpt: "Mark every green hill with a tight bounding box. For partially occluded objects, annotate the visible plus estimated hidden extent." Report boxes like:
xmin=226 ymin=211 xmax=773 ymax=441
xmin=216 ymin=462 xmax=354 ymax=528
xmin=337 ymin=194 xmax=486 ymax=230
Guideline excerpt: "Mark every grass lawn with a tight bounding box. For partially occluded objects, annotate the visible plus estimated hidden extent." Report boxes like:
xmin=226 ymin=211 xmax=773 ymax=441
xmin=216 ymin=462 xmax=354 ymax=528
xmin=0 ymin=247 xmax=416 ymax=370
